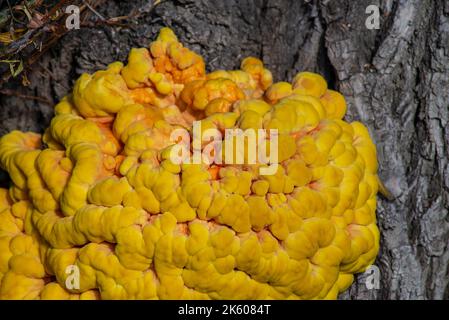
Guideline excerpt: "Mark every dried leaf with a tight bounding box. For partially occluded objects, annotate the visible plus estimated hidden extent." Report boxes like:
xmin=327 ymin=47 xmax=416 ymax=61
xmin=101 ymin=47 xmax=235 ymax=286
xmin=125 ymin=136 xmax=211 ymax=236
xmin=0 ymin=29 xmax=26 ymax=44
xmin=21 ymin=73 xmax=30 ymax=86
xmin=0 ymin=32 xmax=13 ymax=44
xmin=28 ymin=12 xmax=45 ymax=29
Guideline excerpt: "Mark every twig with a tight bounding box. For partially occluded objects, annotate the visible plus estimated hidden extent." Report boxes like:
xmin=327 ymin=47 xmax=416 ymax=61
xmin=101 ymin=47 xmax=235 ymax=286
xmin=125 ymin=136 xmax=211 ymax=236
xmin=83 ymin=0 xmax=104 ymax=21
xmin=0 ymin=0 xmax=162 ymax=85
xmin=80 ymin=0 xmax=163 ymax=29
xmin=0 ymin=88 xmax=51 ymax=104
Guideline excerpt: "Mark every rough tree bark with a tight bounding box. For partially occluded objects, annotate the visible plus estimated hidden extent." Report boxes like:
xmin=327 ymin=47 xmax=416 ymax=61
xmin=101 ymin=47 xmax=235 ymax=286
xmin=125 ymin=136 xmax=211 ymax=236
xmin=0 ymin=0 xmax=448 ymax=299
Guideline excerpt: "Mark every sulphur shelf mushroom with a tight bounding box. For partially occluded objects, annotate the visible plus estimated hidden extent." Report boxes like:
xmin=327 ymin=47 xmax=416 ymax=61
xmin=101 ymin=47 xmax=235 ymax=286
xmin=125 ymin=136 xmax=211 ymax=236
xmin=0 ymin=27 xmax=380 ymax=300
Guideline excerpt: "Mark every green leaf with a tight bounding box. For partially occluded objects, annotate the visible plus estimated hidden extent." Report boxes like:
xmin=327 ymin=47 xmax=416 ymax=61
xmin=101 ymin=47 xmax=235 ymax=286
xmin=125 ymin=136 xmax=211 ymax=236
xmin=0 ymin=60 xmax=24 ymax=77
xmin=12 ymin=60 xmax=24 ymax=77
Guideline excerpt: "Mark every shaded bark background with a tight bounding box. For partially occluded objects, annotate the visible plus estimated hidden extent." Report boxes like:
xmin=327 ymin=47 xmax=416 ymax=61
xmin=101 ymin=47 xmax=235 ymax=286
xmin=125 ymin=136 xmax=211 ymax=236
xmin=0 ymin=0 xmax=448 ymax=299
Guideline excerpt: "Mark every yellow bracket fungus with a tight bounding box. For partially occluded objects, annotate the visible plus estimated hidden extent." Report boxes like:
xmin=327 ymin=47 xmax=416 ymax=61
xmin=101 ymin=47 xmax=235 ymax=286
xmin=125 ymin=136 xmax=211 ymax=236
xmin=0 ymin=27 xmax=380 ymax=300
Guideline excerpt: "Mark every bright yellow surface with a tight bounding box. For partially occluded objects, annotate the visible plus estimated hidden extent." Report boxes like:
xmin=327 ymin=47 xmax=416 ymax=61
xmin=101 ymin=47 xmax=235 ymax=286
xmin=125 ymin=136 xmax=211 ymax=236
xmin=0 ymin=28 xmax=379 ymax=300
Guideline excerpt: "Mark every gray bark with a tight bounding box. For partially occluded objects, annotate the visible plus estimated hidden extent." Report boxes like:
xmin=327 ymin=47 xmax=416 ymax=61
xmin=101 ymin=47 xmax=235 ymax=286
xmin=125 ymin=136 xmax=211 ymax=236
xmin=0 ymin=0 xmax=448 ymax=299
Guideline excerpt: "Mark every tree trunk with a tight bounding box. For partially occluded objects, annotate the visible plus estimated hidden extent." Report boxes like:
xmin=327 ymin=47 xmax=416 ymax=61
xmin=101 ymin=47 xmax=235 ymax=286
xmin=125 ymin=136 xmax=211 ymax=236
xmin=1 ymin=0 xmax=448 ymax=299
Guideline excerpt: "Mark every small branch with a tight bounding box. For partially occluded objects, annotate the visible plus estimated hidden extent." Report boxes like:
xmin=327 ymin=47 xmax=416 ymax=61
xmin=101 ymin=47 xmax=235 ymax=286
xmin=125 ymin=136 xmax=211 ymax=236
xmin=81 ymin=0 xmax=164 ymax=28
xmin=83 ymin=0 xmax=104 ymax=21
xmin=0 ymin=88 xmax=51 ymax=104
